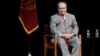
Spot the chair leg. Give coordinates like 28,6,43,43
54,47,57,56
44,47,47,56
54,35,58,56
54,46,57,56
80,45,82,56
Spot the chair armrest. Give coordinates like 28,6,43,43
78,34,82,42
43,35,58,46
78,34,82,56
43,35,54,46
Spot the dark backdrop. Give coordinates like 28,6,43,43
1,0,99,56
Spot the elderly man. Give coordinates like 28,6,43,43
50,1,81,56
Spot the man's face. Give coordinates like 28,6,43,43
58,3,67,15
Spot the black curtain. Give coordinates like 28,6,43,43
1,0,99,56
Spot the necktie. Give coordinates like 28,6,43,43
62,16,66,23
62,15,64,19
62,16,66,33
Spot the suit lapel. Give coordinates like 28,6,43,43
59,15,64,23
65,13,69,29
57,13,69,31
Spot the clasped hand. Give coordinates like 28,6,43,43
61,33,73,40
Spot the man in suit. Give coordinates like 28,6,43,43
50,1,81,56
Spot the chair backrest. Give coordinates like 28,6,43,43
44,24,52,43
44,24,50,35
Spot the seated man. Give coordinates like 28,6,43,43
50,1,81,56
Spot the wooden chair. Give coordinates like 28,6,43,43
43,24,82,56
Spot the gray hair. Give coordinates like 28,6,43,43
57,1,67,7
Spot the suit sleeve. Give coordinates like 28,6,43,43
72,15,79,36
50,16,61,36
